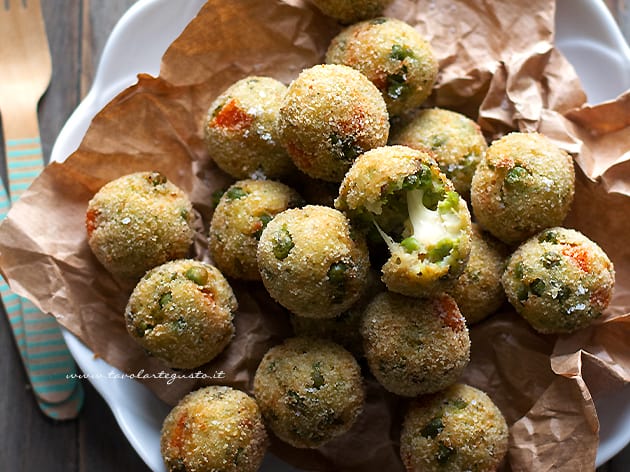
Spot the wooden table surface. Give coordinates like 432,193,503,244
0,1,628,471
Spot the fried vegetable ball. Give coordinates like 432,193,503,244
204,76,295,179
125,259,237,369
471,132,575,245
448,224,508,324
391,108,487,198
161,386,268,472
326,18,438,116
253,337,365,448
278,64,389,182
336,145,472,297
502,227,615,334
361,292,470,397
400,383,508,472
257,205,370,318
86,171,194,280
290,270,384,357
309,0,393,24
209,179,303,280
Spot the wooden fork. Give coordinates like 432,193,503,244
0,0,82,415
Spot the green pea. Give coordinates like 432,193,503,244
328,262,348,285
428,239,454,262
505,166,529,186
430,134,447,149
401,236,421,253
272,225,294,260
185,266,209,285
158,291,172,308
437,191,460,213
421,417,444,438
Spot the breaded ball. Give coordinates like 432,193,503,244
448,224,508,324
208,179,303,280
471,132,575,245
361,292,470,397
400,383,508,472
290,270,384,357
336,145,472,297
502,227,615,334
257,205,370,318
161,386,268,472
326,18,438,116
278,64,389,182
310,0,393,24
204,76,294,179
253,337,364,448
391,108,487,198
86,171,194,280
125,259,237,369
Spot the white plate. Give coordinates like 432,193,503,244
51,1,630,471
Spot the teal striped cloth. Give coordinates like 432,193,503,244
2,137,83,419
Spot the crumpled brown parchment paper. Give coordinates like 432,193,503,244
0,1,629,470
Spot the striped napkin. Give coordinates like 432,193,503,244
2,137,83,419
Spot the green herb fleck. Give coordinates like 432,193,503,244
146,172,167,186
529,278,546,297
451,398,468,409
330,133,363,162
211,189,225,208
311,362,325,389
226,186,247,200
436,443,455,464
173,316,187,333
421,417,444,438
370,17,388,25
390,44,416,62
539,230,559,244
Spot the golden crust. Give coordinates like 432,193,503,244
471,132,575,245
326,17,438,116
278,64,389,182
361,292,470,396
86,171,194,281
253,337,365,448
502,227,615,333
208,179,303,280
400,383,508,472
257,205,370,318
125,259,237,369
160,386,268,472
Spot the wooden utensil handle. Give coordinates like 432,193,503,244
0,99,45,201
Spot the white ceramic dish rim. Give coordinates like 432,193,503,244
49,1,630,471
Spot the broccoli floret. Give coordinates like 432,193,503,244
336,146,472,297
